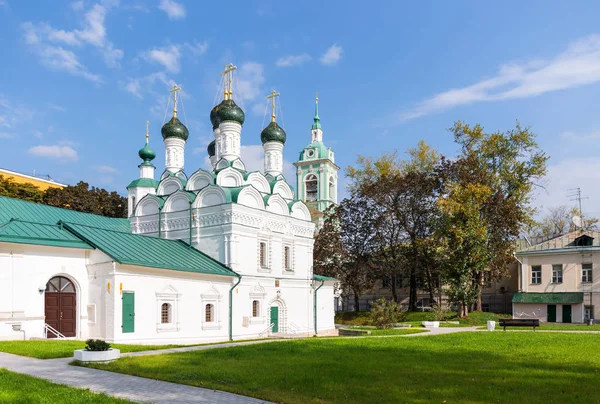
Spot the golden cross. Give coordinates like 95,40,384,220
169,84,181,117
220,63,237,99
145,120,149,143
267,90,280,122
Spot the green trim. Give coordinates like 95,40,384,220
127,178,159,189
513,292,584,304
314,274,337,282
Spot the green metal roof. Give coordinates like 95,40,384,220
126,178,159,189
314,274,337,282
512,292,584,304
0,219,92,249
0,196,131,232
62,222,237,277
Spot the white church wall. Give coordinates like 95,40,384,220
109,265,233,344
316,283,336,335
0,243,90,341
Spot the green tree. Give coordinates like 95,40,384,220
529,205,598,238
440,122,548,314
0,175,45,203
44,181,127,218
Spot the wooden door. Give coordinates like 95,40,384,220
270,306,279,333
44,276,77,338
547,304,556,323
562,305,572,323
122,292,135,333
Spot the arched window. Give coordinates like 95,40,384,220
329,177,335,202
205,304,214,322
284,246,291,270
131,196,136,213
252,300,260,317
161,303,171,324
305,174,318,202
259,242,267,267
45,276,75,292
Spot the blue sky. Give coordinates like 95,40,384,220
2,1,600,217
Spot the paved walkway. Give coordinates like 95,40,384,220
0,351,271,403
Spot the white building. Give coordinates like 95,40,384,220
0,68,337,344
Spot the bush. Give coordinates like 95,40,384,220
369,298,401,329
85,339,111,351
431,304,450,321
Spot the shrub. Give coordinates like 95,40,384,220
85,339,111,351
369,298,400,329
431,304,450,321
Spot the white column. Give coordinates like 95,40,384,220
164,138,185,172
139,165,155,179
213,127,221,163
264,141,284,176
219,122,242,161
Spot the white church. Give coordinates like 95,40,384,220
0,65,339,344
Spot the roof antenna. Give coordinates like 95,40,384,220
568,187,589,231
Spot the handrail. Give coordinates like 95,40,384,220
289,322,301,334
259,323,275,338
44,323,66,339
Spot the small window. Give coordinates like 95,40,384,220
260,242,267,267
552,264,563,284
205,304,214,323
531,266,542,285
583,264,593,283
381,278,389,288
45,276,75,293
585,305,594,321
284,246,291,270
252,300,260,317
161,303,171,324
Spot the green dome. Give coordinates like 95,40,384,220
299,141,330,160
207,140,216,157
161,116,189,141
216,99,245,125
261,121,286,144
138,143,156,162
210,105,220,129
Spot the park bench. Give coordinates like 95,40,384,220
499,318,540,331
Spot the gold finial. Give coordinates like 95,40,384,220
169,84,181,118
145,120,149,144
267,90,280,122
220,63,237,100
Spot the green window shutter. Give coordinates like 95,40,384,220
122,292,135,333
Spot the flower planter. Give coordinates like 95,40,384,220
487,320,496,331
421,321,440,328
74,348,120,363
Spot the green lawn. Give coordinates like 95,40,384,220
351,327,428,336
488,323,600,331
81,332,600,403
336,310,511,327
0,340,197,359
0,369,127,403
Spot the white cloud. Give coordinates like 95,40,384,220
320,44,342,66
94,164,118,174
252,101,268,117
28,145,79,161
21,1,123,81
400,34,600,122
560,130,600,142
236,62,265,101
185,40,208,56
124,72,170,99
0,132,15,139
276,53,311,67
159,0,185,20
532,157,600,219
143,45,181,73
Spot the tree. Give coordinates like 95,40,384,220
44,181,127,218
529,205,598,238
0,175,45,203
439,122,548,315
314,197,381,312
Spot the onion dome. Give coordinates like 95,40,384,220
261,121,286,144
210,105,220,129
161,116,189,141
138,143,156,162
216,99,245,126
207,140,216,157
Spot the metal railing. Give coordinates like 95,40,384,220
259,323,275,338
288,322,301,334
43,323,66,339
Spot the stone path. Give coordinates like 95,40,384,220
0,351,271,404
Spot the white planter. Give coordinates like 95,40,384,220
422,321,440,328
74,348,120,363
487,320,496,331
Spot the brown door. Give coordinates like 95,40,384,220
44,276,77,338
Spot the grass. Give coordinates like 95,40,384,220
351,327,428,336
335,310,511,327
0,369,127,403
81,332,600,404
487,323,600,331
0,340,196,359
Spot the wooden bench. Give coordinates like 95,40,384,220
499,318,540,331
